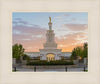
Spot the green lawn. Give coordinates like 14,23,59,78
82,70,88,72
12,70,18,72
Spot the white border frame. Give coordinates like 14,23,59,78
0,0,100,84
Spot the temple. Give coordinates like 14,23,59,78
25,17,71,61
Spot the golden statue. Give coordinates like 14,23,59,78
49,17,51,22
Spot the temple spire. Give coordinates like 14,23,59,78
44,17,57,49
48,17,52,30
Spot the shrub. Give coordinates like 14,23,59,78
26,60,73,65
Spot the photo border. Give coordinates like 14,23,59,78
0,0,100,84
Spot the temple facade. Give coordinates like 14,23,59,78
25,17,71,61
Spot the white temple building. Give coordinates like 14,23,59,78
25,17,71,61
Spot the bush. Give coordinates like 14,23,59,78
26,60,73,65
23,54,30,60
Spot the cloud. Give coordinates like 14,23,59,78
13,21,18,24
71,18,77,21
13,18,47,52
14,18,22,20
13,18,33,26
18,20,29,25
13,25,46,35
63,24,88,31
55,19,66,22
55,24,88,40
13,32,46,52
13,17,88,52
54,14,70,19
13,25,46,43
54,16,63,19
63,14,70,17
55,32,88,52
22,39,31,41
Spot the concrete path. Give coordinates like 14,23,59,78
13,67,88,72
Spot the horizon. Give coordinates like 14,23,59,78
12,12,88,52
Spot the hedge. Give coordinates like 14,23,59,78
26,60,73,65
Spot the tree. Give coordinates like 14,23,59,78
71,48,77,60
71,43,88,60
75,46,83,57
23,54,30,60
83,43,88,58
12,44,25,60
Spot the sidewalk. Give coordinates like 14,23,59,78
13,67,88,72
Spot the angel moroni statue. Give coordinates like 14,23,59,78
48,17,52,30
49,17,51,22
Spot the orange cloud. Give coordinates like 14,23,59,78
55,32,88,52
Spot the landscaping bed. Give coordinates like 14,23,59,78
26,60,73,66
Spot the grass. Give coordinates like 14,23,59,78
12,70,18,72
82,70,88,72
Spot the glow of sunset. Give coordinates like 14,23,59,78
13,12,88,52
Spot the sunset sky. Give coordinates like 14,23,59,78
12,12,88,52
